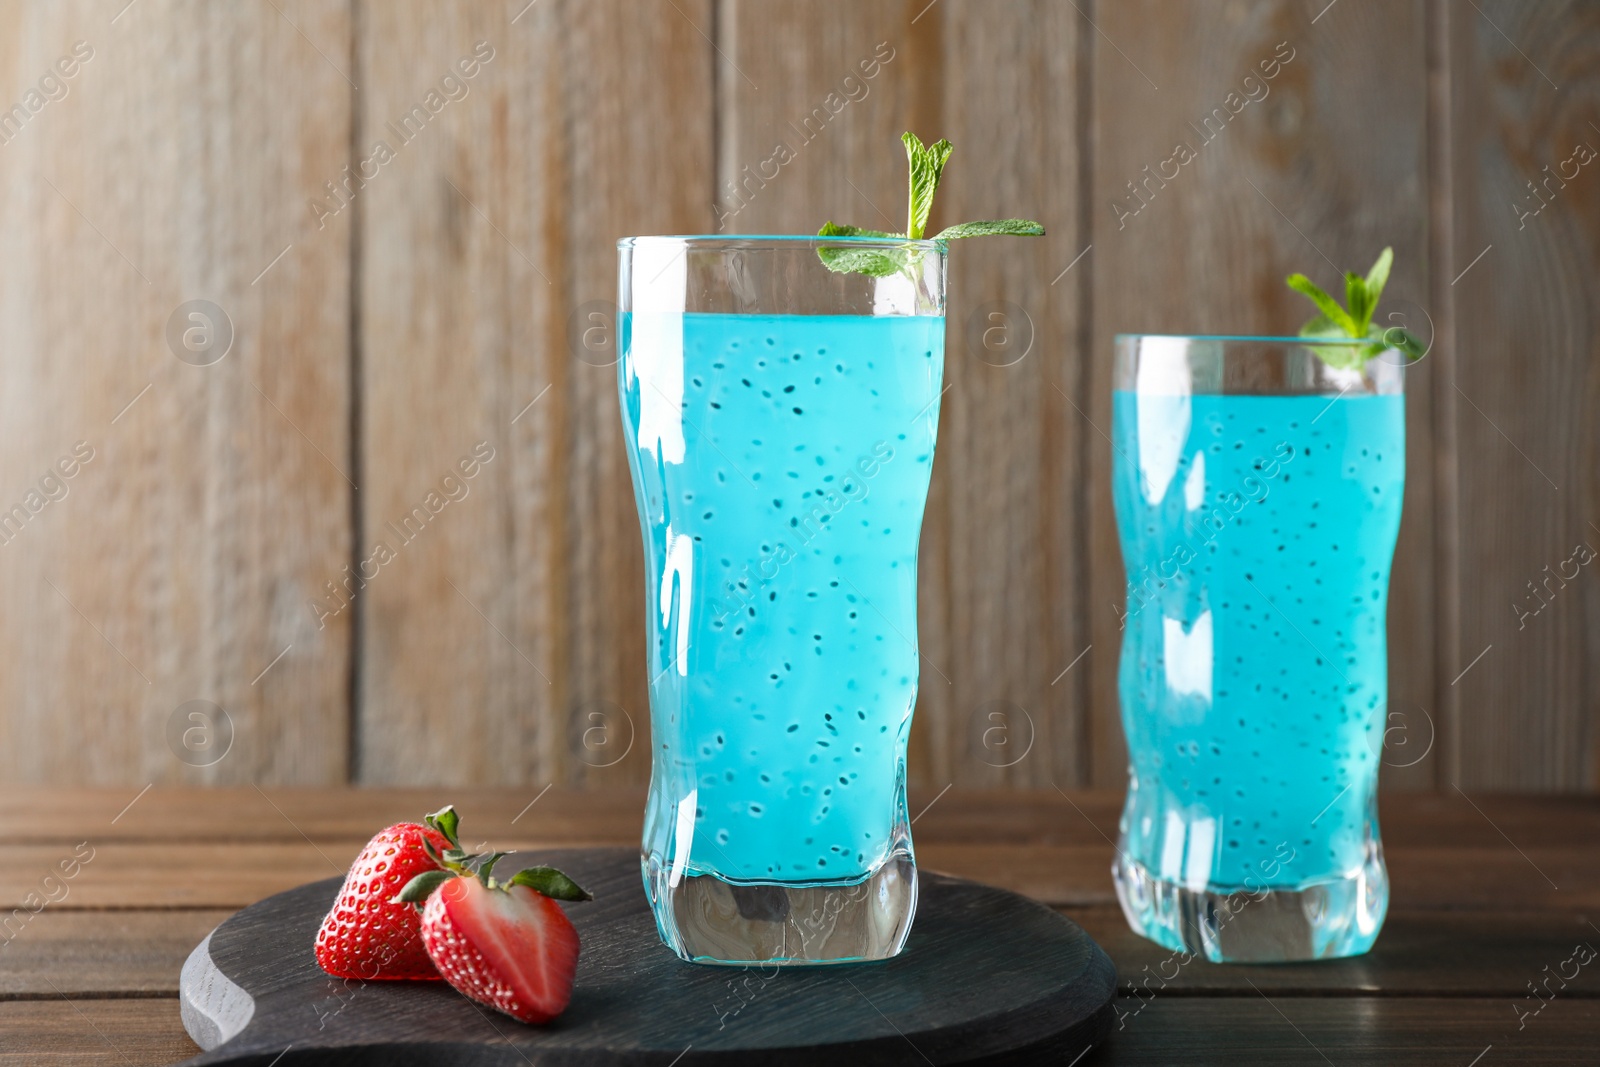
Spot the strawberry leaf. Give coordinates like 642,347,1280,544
509,866,594,902
473,852,508,886
424,806,461,848
393,869,454,905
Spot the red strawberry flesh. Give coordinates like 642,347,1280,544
315,822,452,980
421,875,581,1024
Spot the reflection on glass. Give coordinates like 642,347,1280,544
619,237,946,965
1111,334,1404,962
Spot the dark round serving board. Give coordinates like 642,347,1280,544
177,848,1115,1066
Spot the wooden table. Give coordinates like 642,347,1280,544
8,788,1598,1065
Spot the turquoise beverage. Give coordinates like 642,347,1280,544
618,237,947,965
624,311,942,880
1110,335,1404,962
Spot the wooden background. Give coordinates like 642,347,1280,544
0,0,1594,793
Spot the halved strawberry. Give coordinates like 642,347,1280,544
399,857,591,1024
314,807,458,980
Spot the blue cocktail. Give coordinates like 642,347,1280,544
1110,335,1404,961
619,237,945,964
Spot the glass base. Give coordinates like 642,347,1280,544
642,850,918,966
1111,838,1388,962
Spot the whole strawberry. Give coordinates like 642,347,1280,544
314,806,459,980
398,855,591,1024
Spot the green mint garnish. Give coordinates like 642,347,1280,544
815,222,906,277
927,219,1050,239
818,132,1044,276
904,133,952,239
1286,247,1426,369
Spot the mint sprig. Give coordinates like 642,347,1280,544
930,219,1048,239
818,132,1044,276
905,134,952,239
1287,247,1426,369
815,222,904,277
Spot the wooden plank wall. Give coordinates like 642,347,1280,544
352,1,711,787
0,0,1593,792
0,0,353,786
1445,0,1600,789
1083,1,1438,790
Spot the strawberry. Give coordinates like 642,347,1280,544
398,855,592,1024
314,806,459,981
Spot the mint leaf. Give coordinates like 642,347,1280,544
1297,316,1367,371
1299,312,1340,336
1345,272,1376,333
1287,273,1358,335
816,134,1043,276
818,222,897,239
816,222,913,277
509,866,594,902
1287,247,1419,368
903,132,953,239
816,248,908,276
1363,246,1393,305
1300,338,1369,371
932,219,1046,240
1376,323,1427,362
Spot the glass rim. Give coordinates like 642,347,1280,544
619,234,945,252
1116,332,1374,348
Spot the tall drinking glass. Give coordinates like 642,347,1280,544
1110,335,1404,961
618,236,946,965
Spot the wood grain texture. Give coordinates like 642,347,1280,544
8,788,1598,910
0,840,1119,909
1446,0,1600,789
0,1000,197,1065
0,0,353,785
1085,0,1438,790
719,0,1087,788
8,907,1597,1001
1074,906,1600,998
0,0,1591,794
0,910,228,996
175,857,1114,1065
354,0,714,787
1098,996,1599,1066
17,782,1600,846
20,836,1599,911
5,789,1599,1065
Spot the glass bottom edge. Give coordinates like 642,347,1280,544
642,850,918,966
1111,844,1388,963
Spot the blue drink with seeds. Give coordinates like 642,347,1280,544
619,235,947,965
1110,334,1404,962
